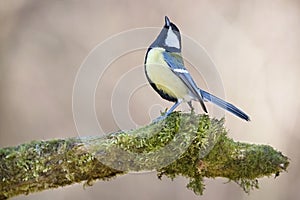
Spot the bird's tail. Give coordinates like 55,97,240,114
199,89,250,121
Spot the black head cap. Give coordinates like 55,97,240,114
150,16,181,52
164,16,180,33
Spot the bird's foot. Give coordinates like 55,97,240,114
152,114,168,123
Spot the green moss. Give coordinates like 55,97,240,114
0,139,123,199
157,114,226,195
157,114,289,195
0,112,289,199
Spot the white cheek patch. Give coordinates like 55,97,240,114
165,28,180,49
173,68,188,73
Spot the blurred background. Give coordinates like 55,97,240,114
1,0,300,199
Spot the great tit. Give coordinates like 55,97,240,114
144,16,250,121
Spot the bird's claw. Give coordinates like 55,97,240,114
152,115,167,123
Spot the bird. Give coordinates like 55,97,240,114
144,16,250,122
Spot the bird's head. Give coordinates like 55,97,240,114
150,16,181,52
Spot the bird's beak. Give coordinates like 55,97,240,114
165,16,170,27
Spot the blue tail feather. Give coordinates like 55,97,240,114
199,89,250,121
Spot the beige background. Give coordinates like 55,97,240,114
1,1,300,199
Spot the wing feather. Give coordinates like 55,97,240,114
163,51,207,113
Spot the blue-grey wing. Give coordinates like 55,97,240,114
163,51,207,113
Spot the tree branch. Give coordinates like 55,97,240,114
0,113,289,199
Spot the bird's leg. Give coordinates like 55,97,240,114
153,99,182,122
187,101,195,113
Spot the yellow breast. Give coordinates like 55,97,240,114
145,48,190,100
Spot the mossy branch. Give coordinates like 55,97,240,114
0,113,289,199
